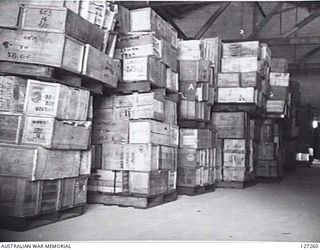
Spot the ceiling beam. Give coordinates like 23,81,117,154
118,1,207,8
194,2,231,39
255,2,267,18
224,36,320,46
282,9,320,37
176,3,211,19
247,2,282,39
297,45,320,63
289,63,320,74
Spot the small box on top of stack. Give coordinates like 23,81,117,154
89,7,179,209
0,76,92,220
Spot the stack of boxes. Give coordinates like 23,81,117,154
89,7,179,202
0,77,92,217
212,41,271,184
0,1,119,218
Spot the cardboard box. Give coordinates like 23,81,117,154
129,120,179,147
179,60,211,82
129,171,168,195
88,170,129,194
217,87,257,103
122,56,162,85
212,112,248,139
222,41,261,58
0,76,27,113
0,113,23,144
101,143,177,171
0,28,84,73
269,73,290,87
221,57,260,73
178,148,214,168
0,144,89,180
21,116,91,149
24,80,90,120
82,44,119,88
20,5,103,50
179,129,212,149
115,32,161,59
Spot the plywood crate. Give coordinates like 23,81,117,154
122,56,162,85
100,143,177,171
179,82,210,102
24,80,90,120
21,116,91,149
0,76,27,113
0,176,40,217
222,41,261,58
178,148,214,168
270,58,288,73
129,120,179,147
221,57,260,73
217,87,258,104
95,92,166,121
0,113,23,144
129,170,169,196
179,129,212,149
179,59,211,82
258,142,278,160
269,73,290,87
212,112,249,139
0,28,84,74
82,44,119,88
179,100,211,121
88,170,129,194
0,144,90,180
223,167,247,182
20,5,104,50
115,32,161,60
130,7,177,46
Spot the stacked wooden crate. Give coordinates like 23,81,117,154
88,7,179,209
176,39,220,195
0,0,120,228
213,41,271,187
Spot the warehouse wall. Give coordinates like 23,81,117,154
174,1,320,108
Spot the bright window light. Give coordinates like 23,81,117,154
312,121,318,128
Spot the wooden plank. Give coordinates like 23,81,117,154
247,2,282,39
282,9,320,38
195,2,231,39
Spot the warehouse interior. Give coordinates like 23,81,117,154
0,0,320,243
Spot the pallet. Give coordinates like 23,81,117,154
212,104,264,118
0,205,86,232
0,61,106,95
178,120,212,129
255,176,283,183
177,184,215,196
88,191,177,209
216,180,256,189
112,81,179,95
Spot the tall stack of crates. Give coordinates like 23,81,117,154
176,38,221,194
89,7,180,208
213,41,271,185
0,0,120,227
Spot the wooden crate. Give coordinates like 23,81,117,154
223,167,247,182
39,179,60,214
129,171,169,196
82,44,119,88
270,58,287,73
217,87,258,104
177,167,210,187
255,160,279,178
179,60,211,82
178,148,214,168
0,176,40,217
222,41,261,58
0,144,87,180
122,56,162,86
179,100,211,121
161,40,178,71
223,152,248,168
165,68,179,92
21,116,91,149
179,129,212,149
269,73,290,87
129,120,179,147
258,142,277,160
218,72,260,88
179,82,210,102
20,5,104,50
101,143,177,171
0,28,84,74
0,113,23,144
221,57,260,73
24,80,90,120
0,76,27,113
164,99,177,125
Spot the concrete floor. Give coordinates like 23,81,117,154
1,167,320,242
